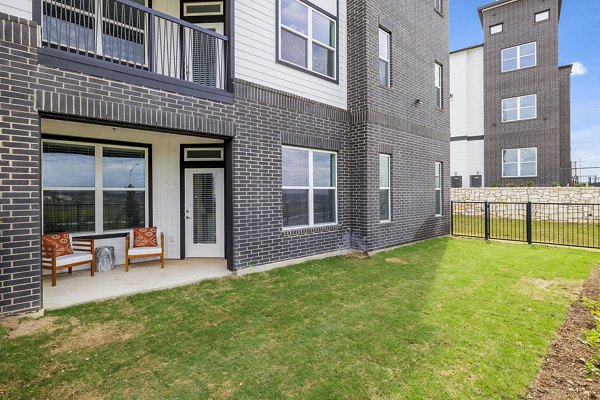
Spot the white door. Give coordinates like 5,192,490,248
184,168,224,258
191,23,225,89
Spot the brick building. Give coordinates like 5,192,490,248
449,0,571,188
0,0,450,316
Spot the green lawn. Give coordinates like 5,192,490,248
453,214,600,248
1,238,599,399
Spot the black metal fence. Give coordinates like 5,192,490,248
451,201,600,249
561,167,600,187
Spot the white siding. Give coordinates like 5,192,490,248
450,45,485,186
152,0,180,18
450,46,484,138
0,0,32,19
450,140,485,187
41,119,223,271
235,0,347,109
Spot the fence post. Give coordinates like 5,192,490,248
526,202,532,244
450,201,454,236
484,201,490,240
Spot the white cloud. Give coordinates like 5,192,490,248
571,61,588,77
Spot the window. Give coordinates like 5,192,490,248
435,162,443,216
379,28,391,87
379,154,391,222
502,148,537,178
282,146,337,228
490,23,503,35
434,0,442,13
535,10,550,22
502,94,537,122
42,140,148,234
278,0,337,79
501,42,537,72
435,62,443,109
184,1,224,16
184,148,224,161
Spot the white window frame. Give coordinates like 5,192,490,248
502,148,538,178
501,42,537,72
379,28,391,87
434,0,442,13
282,146,338,229
435,62,443,109
42,139,149,235
278,0,337,80
535,10,550,22
435,162,443,216
379,154,391,223
502,94,537,122
490,23,503,35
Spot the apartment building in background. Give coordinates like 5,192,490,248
450,0,571,187
0,0,450,316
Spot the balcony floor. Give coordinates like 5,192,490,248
43,258,231,311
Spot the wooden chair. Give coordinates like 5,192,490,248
42,236,95,287
125,229,164,272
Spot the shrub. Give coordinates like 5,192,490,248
582,294,600,377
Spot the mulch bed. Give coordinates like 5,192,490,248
527,266,600,400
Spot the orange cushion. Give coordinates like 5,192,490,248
133,227,158,248
42,232,73,257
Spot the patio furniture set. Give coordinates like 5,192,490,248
41,227,165,286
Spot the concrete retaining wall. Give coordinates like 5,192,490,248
451,188,600,223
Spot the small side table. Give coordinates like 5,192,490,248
95,246,115,272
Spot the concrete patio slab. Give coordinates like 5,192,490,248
43,258,231,310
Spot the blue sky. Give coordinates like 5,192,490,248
450,0,600,168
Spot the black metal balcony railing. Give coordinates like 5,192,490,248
41,0,228,90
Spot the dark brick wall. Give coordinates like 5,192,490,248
482,0,566,187
559,65,572,185
0,0,452,314
0,15,41,317
231,81,351,269
346,0,451,252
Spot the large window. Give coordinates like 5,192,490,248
501,42,537,72
42,140,148,234
379,154,391,222
379,28,390,87
435,62,443,109
282,146,337,228
502,94,537,122
502,148,537,178
278,0,337,79
435,162,443,216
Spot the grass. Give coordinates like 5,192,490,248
1,237,599,399
453,214,600,247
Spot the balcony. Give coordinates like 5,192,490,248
37,0,232,102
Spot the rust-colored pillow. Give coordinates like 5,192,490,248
42,232,73,257
133,227,158,248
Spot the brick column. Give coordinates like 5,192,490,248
0,14,42,316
